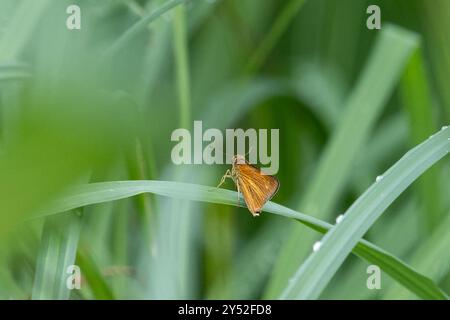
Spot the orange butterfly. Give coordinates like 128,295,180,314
217,154,280,217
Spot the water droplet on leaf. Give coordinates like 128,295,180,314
313,241,322,252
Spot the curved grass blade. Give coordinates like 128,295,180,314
266,24,420,298
280,126,450,300
384,211,450,299
106,0,194,58
37,160,448,300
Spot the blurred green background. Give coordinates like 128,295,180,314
0,0,449,299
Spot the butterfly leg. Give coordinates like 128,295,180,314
236,181,241,205
217,169,232,188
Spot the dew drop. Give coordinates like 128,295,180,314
336,214,345,224
376,175,383,182
441,125,448,130
312,241,322,252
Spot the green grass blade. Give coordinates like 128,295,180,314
144,2,195,299
400,49,442,233
353,114,408,192
36,129,449,301
266,24,420,298
422,0,450,117
245,0,307,74
384,212,450,299
76,249,115,300
353,236,446,300
202,78,290,128
207,219,289,299
37,178,447,299
31,211,82,300
172,3,191,129
106,0,193,58
280,126,450,300
0,0,51,61
299,217,447,300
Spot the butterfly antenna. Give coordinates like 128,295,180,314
244,146,254,159
206,144,233,163
206,144,255,162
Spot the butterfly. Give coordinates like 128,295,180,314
217,154,280,217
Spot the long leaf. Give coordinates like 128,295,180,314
36,134,450,301
31,211,82,300
266,23,420,298
400,48,443,233
384,212,450,299
76,248,115,300
280,127,450,299
106,0,194,58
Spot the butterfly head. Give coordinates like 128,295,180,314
232,154,246,165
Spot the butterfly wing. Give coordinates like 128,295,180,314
234,163,279,216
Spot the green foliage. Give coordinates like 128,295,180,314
0,0,449,300
32,212,82,300
36,172,449,299
280,126,449,299
266,24,419,298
